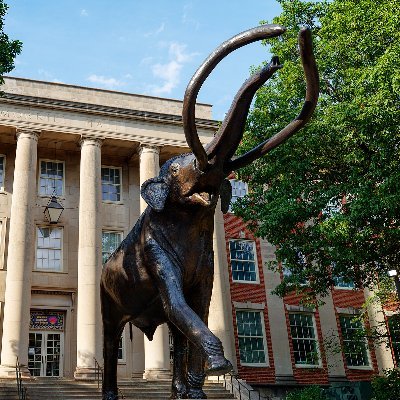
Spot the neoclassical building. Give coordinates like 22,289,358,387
0,77,398,398
0,76,235,380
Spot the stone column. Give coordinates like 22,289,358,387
74,137,103,380
364,287,395,371
208,204,237,371
139,144,171,380
0,129,40,378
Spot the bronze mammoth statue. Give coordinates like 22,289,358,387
101,24,318,400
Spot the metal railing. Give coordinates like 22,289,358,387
218,373,271,400
15,358,28,400
94,358,124,399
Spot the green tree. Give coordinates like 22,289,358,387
234,0,400,300
0,0,22,85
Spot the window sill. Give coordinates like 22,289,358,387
232,280,261,285
295,364,322,369
240,363,269,368
347,365,372,370
102,200,124,205
333,286,356,290
33,269,68,274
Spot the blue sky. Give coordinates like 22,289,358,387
4,1,283,120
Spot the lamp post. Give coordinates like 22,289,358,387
388,269,400,299
44,195,64,224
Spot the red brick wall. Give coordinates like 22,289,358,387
224,213,275,384
224,213,379,385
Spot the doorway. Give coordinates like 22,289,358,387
28,310,65,377
28,331,64,377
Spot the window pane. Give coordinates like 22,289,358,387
39,160,64,196
339,315,369,367
228,179,248,212
289,313,319,365
102,231,123,264
388,315,400,366
236,310,266,365
0,155,4,188
102,167,121,202
229,240,257,282
36,227,63,271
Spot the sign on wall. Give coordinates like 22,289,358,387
30,310,65,331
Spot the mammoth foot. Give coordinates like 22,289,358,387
170,382,188,399
204,355,233,376
102,391,118,400
187,388,207,399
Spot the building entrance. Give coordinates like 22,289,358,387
28,310,65,377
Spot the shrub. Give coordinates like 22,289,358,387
286,385,327,400
372,369,400,400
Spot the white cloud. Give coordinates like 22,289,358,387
87,74,124,89
182,3,200,30
80,9,88,17
144,23,165,38
148,42,198,96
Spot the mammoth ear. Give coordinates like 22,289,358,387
220,179,232,214
141,178,169,212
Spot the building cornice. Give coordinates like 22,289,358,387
0,91,219,131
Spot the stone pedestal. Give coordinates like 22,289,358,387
0,129,40,378
74,137,103,380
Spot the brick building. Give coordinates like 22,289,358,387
0,76,398,398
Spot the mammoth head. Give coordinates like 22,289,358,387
141,153,233,213
142,25,319,213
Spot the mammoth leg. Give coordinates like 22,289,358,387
146,240,232,375
169,323,188,399
101,286,125,400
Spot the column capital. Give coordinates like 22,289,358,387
15,128,41,142
79,136,103,148
138,143,160,157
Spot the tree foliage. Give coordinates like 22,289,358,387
0,0,22,85
234,0,400,299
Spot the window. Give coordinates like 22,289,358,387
339,315,370,367
333,275,355,289
0,217,6,269
36,227,63,272
229,239,258,282
236,310,267,365
387,315,400,366
228,179,248,212
102,231,123,264
39,160,64,196
0,155,5,189
289,313,320,366
102,167,121,202
118,331,125,362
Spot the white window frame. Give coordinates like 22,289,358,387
228,179,248,213
235,309,269,367
118,329,126,363
0,217,7,269
101,166,122,203
0,154,6,191
339,314,371,369
38,159,65,197
35,226,64,273
229,239,259,284
102,230,123,265
288,312,321,368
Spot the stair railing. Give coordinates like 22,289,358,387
218,373,271,400
94,358,125,399
94,357,104,390
15,357,28,400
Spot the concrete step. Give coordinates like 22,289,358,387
15,378,235,400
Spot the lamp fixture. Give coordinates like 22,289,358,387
44,194,64,224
